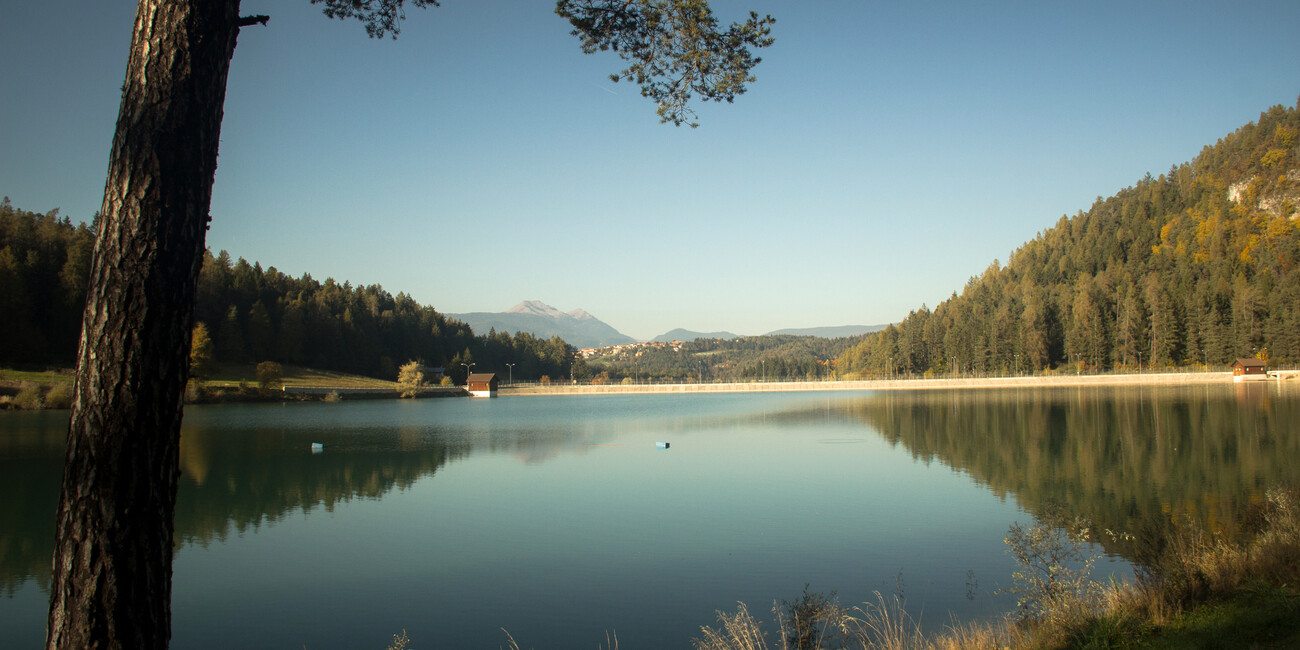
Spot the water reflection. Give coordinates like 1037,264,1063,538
842,383,1300,557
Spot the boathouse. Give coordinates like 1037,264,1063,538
1230,358,1268,381
466,372,499,397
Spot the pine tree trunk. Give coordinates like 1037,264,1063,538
45,1,243,648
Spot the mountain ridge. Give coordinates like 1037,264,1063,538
449,301,636,349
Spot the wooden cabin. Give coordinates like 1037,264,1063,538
466,372,499,397
1230,358,1268,382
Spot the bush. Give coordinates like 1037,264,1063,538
13,383,43,410
43,384,72,409
255,361,283,390
779,585,843,650
323,390,342,403
397,360,424,398
1002,509,1109,624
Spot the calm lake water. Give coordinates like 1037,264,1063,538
3,383,1298,648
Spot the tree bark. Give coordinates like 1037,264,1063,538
45,1,243,648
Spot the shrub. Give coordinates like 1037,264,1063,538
183,379,204,403
778,585,843,650
1002,510,1107,624
323,390,342,403
43,384,73,409
255,361,283,390
13,383,43,410
439,376,453,387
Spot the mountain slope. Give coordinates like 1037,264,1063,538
652,328,741,342
838,99,1300,376
449,301,635,349
765,324,888,338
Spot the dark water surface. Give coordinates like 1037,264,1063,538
2,383,1297,648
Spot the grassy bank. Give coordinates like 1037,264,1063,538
691,488,1300,650
1,363,405,410
199,362,398,389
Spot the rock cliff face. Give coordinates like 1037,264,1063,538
1228,169,1300,219
449,301,636,349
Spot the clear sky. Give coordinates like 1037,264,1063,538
3,1,1299,341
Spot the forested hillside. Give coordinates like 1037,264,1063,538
0,201,573,382
583,334,859,383
839,99,1300,377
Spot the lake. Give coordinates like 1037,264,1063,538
3,382,1298,648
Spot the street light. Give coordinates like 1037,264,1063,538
461,362,475,384
505,363,515,385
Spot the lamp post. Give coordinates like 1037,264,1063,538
461,362,474,385
505,363,515,386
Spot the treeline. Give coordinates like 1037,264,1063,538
0,200,575,381
583,334,861,383
839,100,1300,377
0,199,93,364
191,250,574,381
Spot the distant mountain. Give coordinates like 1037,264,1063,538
449,301,635,349
764,324,888,338
651,328,741,343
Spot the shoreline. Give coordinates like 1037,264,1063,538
10,370,1295,410
501,370,1299,396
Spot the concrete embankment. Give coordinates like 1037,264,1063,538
504,371,1240,396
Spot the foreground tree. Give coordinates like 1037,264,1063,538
46,2,773,649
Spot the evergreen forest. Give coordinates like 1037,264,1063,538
580,334,858,383
838,99,1300,377
0,200,573,383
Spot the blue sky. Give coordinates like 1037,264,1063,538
3,1,1299,341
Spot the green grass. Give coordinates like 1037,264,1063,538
0,368,74,385
1135,587,1300,649
4,364,397,389
199,363,397,389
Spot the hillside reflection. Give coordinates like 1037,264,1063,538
844,383,1300,556
172,426,472,548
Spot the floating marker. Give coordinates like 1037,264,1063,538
655,441,670,449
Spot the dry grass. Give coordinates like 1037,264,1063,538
0,381,61,410
694,603,774,650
